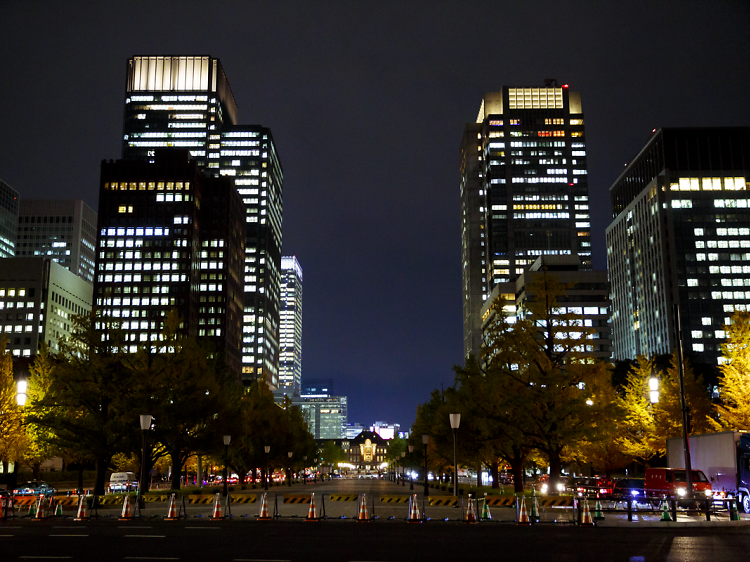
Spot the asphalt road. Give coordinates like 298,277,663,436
3,479,750,561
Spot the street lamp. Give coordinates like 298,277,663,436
139,415,152,509
422,434,429,498
288,452,293,487
408,445,414,490
401,451,406,486
16,376,27,406
649,375,660,404
450,413,461,497
264,445,270,491
223,435,231,498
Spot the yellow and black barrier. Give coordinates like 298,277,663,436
230,495,257,504
328,494,358,501
539,497,573,507
379,495,410,503
283,494,312,504
428,497,459,506
483,496,516,507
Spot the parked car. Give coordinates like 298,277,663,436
613,478,646,499
644,467,712,499
566,476,613,497
13,481,56,497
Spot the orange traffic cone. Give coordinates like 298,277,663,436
305,493,319,522
517,496,531,525
210,493,224,521
164,494,180,521
580,499,595,526
119,495,134,521
74,496,89,521
465,496,478,524
258,492,271,521
0,495,6,520
356,493,369,522
33,495,47,521
407,494,421,523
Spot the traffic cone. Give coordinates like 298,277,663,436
164,494,180,521
580,499,595,526
730,498,740,521
210,493,224,521
517,496,530,525
481,496,491,521
305,493,319,522
258,492,271,521
54,502,63,517
33,495,46,521
465,496,478,524
660,499,671,522
0,496,5,520
530,492,539,523
28,500,36,517
407,494,421,523
74,496,89,521
119,495,134,520
356,493,369,522
593,497,605,521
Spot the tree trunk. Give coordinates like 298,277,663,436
476,463,482,487
170,453,182,490
32,461,40,480
94,459,107,495
548,448,563,493
491,460,500,489
509,447,527,494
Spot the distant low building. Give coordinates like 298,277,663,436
344,430,388,473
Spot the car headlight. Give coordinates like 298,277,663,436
677,488,686,497
557,483,565,491
631,490,639,497
705,489,712,497
540,484,548,494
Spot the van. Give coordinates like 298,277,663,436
110,472,139,493
644,468,712,499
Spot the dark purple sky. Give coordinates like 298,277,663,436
2,2,749,429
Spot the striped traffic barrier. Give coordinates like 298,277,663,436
380,495,410,503
328,494,358,502
428,497,458,506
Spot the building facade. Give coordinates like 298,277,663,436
606,127,750,365
462,82,591,361
94,150,245,375
16,199,97,282
0,258,92,357
344,430,388,474
0,180,19,258
278,256,303,395
121,55,283,388
293,395,348,439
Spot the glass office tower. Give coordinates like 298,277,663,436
0,180,19,258
461,83,591,361
121,56,283,388
278,256,303,395
606,127,750,366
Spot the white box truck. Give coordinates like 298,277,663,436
666,431,750,512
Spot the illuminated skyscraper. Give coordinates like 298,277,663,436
0,180,19,258
16,199,97,282
121,56,283,388
461,82,591,360
606,127,750,365
278,256,303,395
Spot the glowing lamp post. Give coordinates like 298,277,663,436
408,445,414,490
288,452,293,487
450,413,461,497
649,376,660,404
264,445,270,491
16,377,27,406
223,435,231,498
139,415,152,509
422,434,429,498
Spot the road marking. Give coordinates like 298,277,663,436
0,534,14,537
124,535,165,538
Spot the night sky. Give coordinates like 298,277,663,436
2,2,749,430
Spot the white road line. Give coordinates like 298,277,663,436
0,534,15,537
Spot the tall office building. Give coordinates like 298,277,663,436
121,55,283,388
606,128,750,366
278,256,303,395
16,199,97,282
0,180,19,258
461,83,591,360
0,257,92,357
95,150,245,375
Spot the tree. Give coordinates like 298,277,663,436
479,271,612,490
0,334,25,481
616,355,661,464
711,311,750,431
